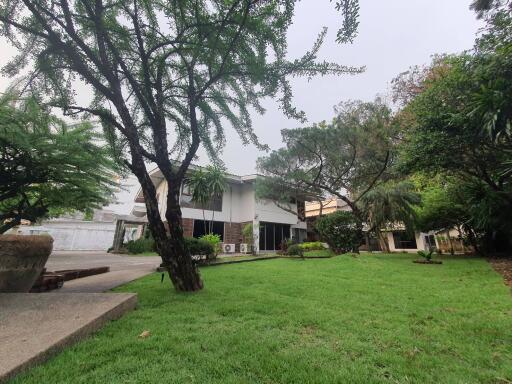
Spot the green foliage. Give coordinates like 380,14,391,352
314,211,363,254
358,181,420,234
242,223,254,244
185,237,215,261
199,233,222,256
413,175,467,232
395,14,512,251
0,0,362,166
286,244,304,257
126,238,156,254
0,94,117,233
298,242,326,251
257,99,396,219
417,249,434,261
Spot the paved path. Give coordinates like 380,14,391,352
0,293,137,382
46,251,161,293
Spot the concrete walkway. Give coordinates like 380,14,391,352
0,252,158,382
47,251,160,293
0,292,137,383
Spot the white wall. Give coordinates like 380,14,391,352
155,178,304,226
255,198,301,225
15,222,115,251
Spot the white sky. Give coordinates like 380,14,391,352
0,0,483,214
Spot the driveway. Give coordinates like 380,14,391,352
46,251,161,293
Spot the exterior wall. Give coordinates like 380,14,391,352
255,198,301,225
305,199,350,217
182,218,194,238
14,221,115,251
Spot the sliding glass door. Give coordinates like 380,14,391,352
259,222,291,251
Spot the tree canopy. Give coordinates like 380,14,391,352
257,99,396,219
0,94,117,233
395,8,512,252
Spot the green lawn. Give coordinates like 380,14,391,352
303,249,335,257
11,254,512,384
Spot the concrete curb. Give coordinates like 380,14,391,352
0,293,137,383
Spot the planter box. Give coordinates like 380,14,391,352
0,235,53,292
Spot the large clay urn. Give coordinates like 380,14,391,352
0,235,53,292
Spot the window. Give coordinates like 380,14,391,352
180,192,223,212
392,231,417,249
259,222,291,251
181,182,191,196
193,220,224,240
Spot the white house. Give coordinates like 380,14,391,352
132,166,309,253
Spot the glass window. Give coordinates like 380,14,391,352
193,220,224,241
392,231,417,249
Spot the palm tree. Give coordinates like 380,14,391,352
358,181,421,252
188,166,226,235
187,169,210,234
205,165,227,233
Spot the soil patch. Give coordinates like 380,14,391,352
489,258,512,287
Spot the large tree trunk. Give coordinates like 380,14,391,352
133,160,203,292
162,184,203,292
377,230,390,253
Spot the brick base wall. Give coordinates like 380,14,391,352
224,222,242,246
182,218,194,237
163,218,194,238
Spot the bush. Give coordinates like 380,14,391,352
199,233,222,256
314,211,363,254
185,237,215,261
286,244,304,257
418,249,434,261
298,241,326,251
125,237,155,254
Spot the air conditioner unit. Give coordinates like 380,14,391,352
222,243,236,253
240,243,252,254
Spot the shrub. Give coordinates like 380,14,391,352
199,233,222,256
286,244,304,257
125,237,155,254
298,241,326,251
185,237,215,261
242,223,254,244
418,249,434,261
314,211,363,254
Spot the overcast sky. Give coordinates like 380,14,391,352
0,0,483,213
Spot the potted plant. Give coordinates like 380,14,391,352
0,234,54,292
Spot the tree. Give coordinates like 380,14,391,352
357,181,420,253
257,99,396,221
0,0,362,291
0,93,117,233
395,21,512,252
314,211,363,254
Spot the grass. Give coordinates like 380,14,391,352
302,249,335,257
10,253,512,384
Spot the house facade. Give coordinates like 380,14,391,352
133,167,308,253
